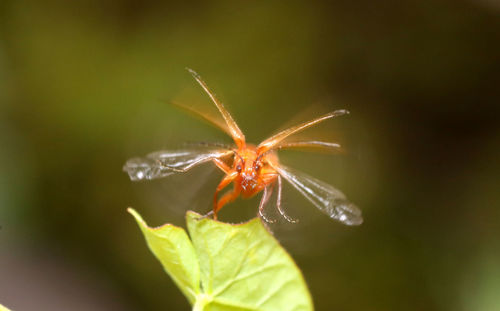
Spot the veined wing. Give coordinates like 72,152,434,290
123,149,233,181
257,110,348,154
271,163,363,226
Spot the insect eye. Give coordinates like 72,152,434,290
236,164,242,172
254,163,261,171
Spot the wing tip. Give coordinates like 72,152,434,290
331,109,350,116
334,202,363,226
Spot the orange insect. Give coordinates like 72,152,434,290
123,69,362,225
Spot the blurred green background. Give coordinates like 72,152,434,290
1,0,499,310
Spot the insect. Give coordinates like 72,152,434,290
123,69,363,225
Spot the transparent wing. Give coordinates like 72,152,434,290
271,163,363,226
123,148,233,181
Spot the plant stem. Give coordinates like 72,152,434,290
192,295,208,311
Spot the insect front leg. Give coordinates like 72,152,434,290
214,187,241,220
212,171,239,220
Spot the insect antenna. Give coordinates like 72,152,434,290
255,151,271,163
234,151,244,164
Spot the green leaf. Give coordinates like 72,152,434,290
129,208,313,311
129,208,200,304
0,304,12,311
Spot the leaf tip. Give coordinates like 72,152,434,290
127,207,149,228
186,210,214,226
186,210,202,219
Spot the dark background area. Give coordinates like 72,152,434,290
1,1,499,310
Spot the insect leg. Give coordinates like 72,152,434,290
276,175,299,223
213,171,239,219
214,186,241,220
258,185,276,224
